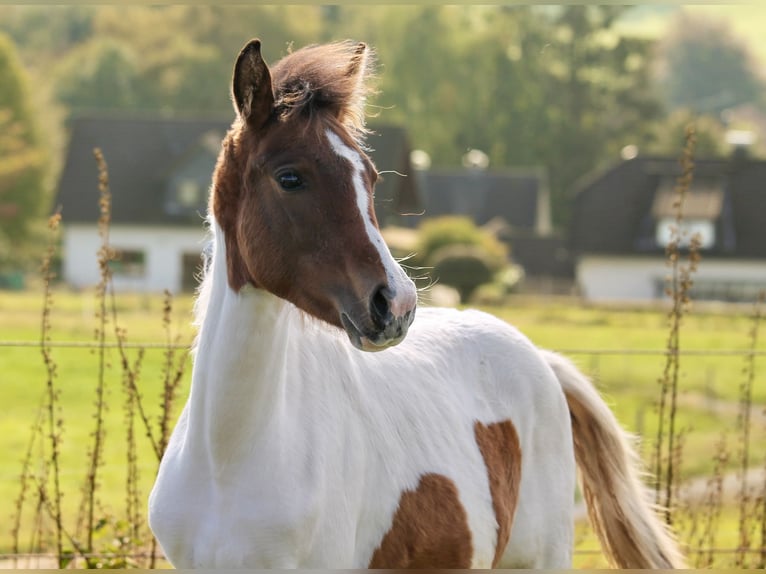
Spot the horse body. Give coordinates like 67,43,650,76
149,222,575,568
149,38,685,568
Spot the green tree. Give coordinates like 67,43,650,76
646,109,729,158
371,6,662,226
535,6,662,224
54,38,142,110
0,32,47,270
50,6,320,114
656,11,764,115
375,7,469,164
0,5,95,57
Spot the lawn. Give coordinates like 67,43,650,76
1,288,764,563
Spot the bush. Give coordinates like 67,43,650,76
430,244,496,302
469,265,526,306
415,216,507,270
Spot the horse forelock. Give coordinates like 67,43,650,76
270,40,376,147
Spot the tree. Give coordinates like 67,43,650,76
54,38,142,110
656,11,764,116
51,6,321,114
534,6,663,224
646,109,729,158
374,7,470,165
0,32,47,270
369,6,662,225
1,6,666,233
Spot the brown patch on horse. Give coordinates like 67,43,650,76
474,420,522,567
368,473,473,568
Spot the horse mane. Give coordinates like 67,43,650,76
270,40,377,146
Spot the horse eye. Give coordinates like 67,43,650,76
276,169,305,192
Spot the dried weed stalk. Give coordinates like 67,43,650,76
652,123,701,525
736,291,764,567
78,147,114,551
40,212,65,566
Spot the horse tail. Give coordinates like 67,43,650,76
541,350,686,569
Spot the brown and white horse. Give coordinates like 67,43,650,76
148,39,685,569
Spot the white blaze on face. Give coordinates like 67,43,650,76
326,129,417,317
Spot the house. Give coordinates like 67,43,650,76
569,148,766,302
54,113,420,293
413,165,552,235
410,162,574,288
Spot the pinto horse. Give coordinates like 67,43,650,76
148,39,685,569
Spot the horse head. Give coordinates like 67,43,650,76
210,39,417,351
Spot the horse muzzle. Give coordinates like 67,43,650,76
340,285,417,352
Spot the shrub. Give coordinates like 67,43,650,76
430,244,496,302
469,265,526,306
415,216,507,270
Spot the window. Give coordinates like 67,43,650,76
651,178,722,250
655,218,715,249
109,249,146,278
177,179,202,208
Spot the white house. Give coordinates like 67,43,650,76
55,114,420,293
55,114,230,293
569,149,766,303
62,224,208,293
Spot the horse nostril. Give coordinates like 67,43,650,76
370,285,391,330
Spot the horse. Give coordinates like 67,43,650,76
148,38,685,569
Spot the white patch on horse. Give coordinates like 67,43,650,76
325,129,415,315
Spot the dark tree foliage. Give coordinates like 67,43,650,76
657,11,763,116
375,6,662,225
1,5,670,234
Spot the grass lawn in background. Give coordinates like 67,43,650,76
1,289,764,561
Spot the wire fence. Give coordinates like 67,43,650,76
3,337,765,568
4,338,766,355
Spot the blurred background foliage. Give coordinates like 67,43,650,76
0,4,764,268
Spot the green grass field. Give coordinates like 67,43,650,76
1,288,764,563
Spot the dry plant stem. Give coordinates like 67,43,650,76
737,290,764,568
40,213,65,567
653,124,698,525
691,434,728,568
10,399,45,569
31,476,90,562
123,348,146,565
83,147,112,552
158,290,176,457
110,289,162,460
663,126,698,524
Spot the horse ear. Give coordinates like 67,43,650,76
232,39,274,128
347,42,369,85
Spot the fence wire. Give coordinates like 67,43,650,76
3,338,766,356
2,337,765,568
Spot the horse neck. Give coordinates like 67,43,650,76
186,220,294,465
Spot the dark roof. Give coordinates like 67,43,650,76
55,113,230,226
54,113,420,227
569,154,766,259
413,168,546,230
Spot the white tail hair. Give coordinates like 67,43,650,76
542,350,686,569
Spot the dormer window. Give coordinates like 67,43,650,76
651,178,722,250
177,179,202,208
655,218,715,249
